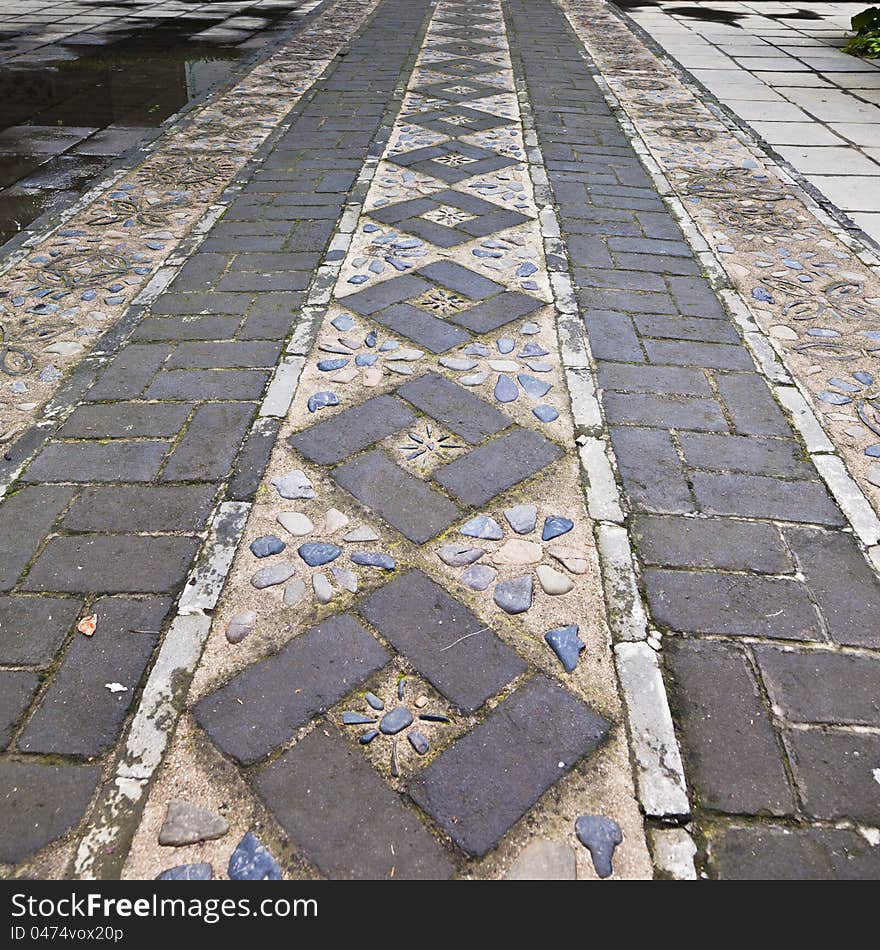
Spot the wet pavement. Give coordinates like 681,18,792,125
0,0,879,882
0,1,318,243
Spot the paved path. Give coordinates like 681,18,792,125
622,1,880,244
1,0,879,881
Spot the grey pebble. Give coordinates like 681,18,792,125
494,575,533,614
437,544,484,567
298,542,342,566
408,731,429,755
461,563,497,590
251,561,297,589
350,551,395,570
459,514,503,540
575,816,623,879
380,707,413,734
504,504,538,535
250,535,286,558
544,624,585,673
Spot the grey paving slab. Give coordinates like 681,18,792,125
253,727,455,879
396,372,511,444
358,569,526,713
194,614,390,765
409,676,610,856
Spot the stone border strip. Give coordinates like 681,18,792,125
71,0,436,880
504,8,693,876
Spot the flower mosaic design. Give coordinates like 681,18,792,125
398,423,466,466
341,677,451,776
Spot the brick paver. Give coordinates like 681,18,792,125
1,0,878,883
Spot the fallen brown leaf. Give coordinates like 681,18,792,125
77,614,97,637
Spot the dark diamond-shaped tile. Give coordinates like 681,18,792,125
434,427,564,507
420,57,500,77
193,614,389,765
408,676,610,856
339,273,431,316
370,302,470,354
432,40,499,57
390,141,516,184
413,78,503,103
289,394,415,466
252,726,455,880
445,289,543,334
406,105,511,138
358,569,526,713
332,451,461,544
369,187,530,249
417,260,503,299
397,372,511,444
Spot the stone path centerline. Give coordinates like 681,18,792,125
1,0,878,882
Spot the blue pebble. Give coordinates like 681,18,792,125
379,340,399,351
545,624,585,673
366,692,385,710
521,280,539,290
379,707,413,734
356,353,378,366
156,863,213,881
348,274,368,284
518,373,551,398
228,833,281,881
359,730,380,744
105,296,124,305
828,377,860,393
809,328,840,338
365,330,378,348
751,287,774,303
854,371,875,385
363,223,380,233
343,712,376,725
542,516,574,541
250,535,286,558
307,391,339,413
496,337,515,353
317,358,350,372
533,404,559,423
866,445,880,458
298,542,342,566
459,515,503,540
521,322,540,335
818,391,852,405
516,261,538,277
494,374,518,402
350,551,395,570
519,342,549,358
326,250,345,262
332,314,355,331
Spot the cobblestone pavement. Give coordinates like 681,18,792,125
1,0,879,881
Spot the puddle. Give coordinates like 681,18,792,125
0,3,307,246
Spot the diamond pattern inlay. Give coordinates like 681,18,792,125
390,141,517,184
405,104,511,137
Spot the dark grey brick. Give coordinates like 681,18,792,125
664,639,794,816
0,596,80,666
217,272,310,293
433,428,562,507
693,472,845,526
370,302,470,354
193,614,389,765
603,392,727,431
23,442,170,483
358,569,526,713
566,234,613,268
409,676,609,856
615,252,700,276
631,515,792,573
608,237,691,256
574,267,667,292
59,403,191,439
679,433,812,478
131,316,241,342
580,288,677,315
253,727,455,880
19,596,169,756
333,450,461,544
708,824,880,880
636,314,739,344
0,761,101,864
609,427,693,514
0,486,75,591
787,728,880,825
447,291,543,335
164,341,283,369
582,311,644,362
290,396,415,466
63,485,216,533
143,369,269,401
0,671,39,749
396,372,511,444
596,362,711,396
755,646,880,726
645,569,821,640
784,527,880,648
228,418,281,502
161,403,254,482
23,536,199,594
644,340,753,371
85,344,170,400
715,373,791,436
666,276,726,317
150,292,252,316
341,275,431,315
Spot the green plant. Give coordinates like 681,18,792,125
844,6,880,58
